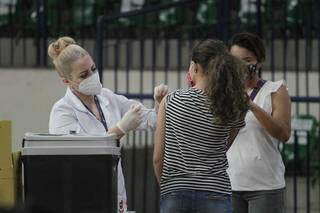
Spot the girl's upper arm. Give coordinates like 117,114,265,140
155,96,167,139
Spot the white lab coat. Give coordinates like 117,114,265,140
49,87,157,211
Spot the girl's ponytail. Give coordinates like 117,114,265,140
207,53,249,124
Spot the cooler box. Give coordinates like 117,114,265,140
22,133,120,213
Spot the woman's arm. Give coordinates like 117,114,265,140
111,104,143,138
250,85,291,142
113,85,168,131
51,105,126,138
153,98,166,184
114,93,157,131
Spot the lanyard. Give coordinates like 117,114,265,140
94,96,108,132
81,96,108,132
249,79,266,101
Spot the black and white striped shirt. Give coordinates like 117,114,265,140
160,87,245,196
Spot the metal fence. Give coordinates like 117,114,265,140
0,0,111,66
94,0,320,213
0,0,319,212
0,0,317,67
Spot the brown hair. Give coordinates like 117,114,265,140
192,39,249,123
228,32,266,63
207,53,249,123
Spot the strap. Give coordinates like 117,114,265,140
94,95,108,132
79,95,108,132
249,79,266,101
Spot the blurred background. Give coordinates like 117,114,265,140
0,0,319,212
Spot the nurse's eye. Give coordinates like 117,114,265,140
79,72,89,79
91,66,97,73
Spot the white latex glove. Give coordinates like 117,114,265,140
117,104,143,134
154,84,169,112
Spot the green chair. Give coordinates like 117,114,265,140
158,0,184,27
196,0,217,26
0,2,15,27
280,114,319,175
239,0,303,30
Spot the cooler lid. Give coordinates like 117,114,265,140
22,146,121,156
24,132,118,141
22,133,120,156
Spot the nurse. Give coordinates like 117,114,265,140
47,36,168,211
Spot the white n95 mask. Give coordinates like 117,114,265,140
78,71,102,95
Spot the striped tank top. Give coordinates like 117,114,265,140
160,87,245,196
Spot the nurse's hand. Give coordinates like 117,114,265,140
117,104,143,134
154,84,169,112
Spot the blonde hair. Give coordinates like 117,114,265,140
48,36,88,78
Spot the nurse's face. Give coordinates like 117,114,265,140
69,54,96,83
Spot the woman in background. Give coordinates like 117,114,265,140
227,32,291,213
